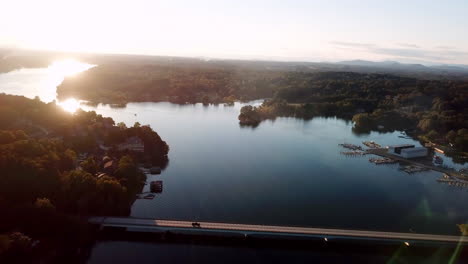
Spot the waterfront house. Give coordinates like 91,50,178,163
387,144,428,158
150,167,161,174
103,160,116,174
150,181,163,193
118,136,145,152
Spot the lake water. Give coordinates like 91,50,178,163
79,102,467,235
1,62,467,261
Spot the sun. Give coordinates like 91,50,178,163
58,98,81,113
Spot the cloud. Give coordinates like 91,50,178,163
371,47,445,61
396,43,420,49
330,41,376,49
435,45,456,50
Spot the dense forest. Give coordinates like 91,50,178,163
57,62,283,105
238,72,468,159
0,94,169,262
55,60,468,106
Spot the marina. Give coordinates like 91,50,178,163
339,141,466,180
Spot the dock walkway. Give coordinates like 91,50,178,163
367,148,465,179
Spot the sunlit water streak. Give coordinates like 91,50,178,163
0,59,94,112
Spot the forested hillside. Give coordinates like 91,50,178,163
0,94,169,262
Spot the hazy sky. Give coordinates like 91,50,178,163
2,0,468,64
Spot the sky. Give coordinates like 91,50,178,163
2,0,468,64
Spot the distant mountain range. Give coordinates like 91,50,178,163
2,48,468,80
338,60,468,73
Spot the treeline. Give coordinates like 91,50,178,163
0,94,169,262
57,63,283,104
238,72,468,156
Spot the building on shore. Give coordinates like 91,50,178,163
103,160,116,174
118,136,145,152
387,144,428,158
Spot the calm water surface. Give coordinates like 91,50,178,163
0,63,467,262
81,102,467,234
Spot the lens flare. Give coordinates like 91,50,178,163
58,98,81,113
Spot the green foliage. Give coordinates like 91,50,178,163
352,113,373,128
427,130,440,141
34,198,55,211
230,71,467,153
80,156,99,174
57,63,281,104
0,94,169,260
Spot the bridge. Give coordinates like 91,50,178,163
89,217,467,244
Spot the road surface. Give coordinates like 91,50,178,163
89,217,467,244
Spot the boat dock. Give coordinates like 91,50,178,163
367,148,466,179
363,141,381,148
369,157,397,164
399,165,429,174
437,178,468,188
340,151,367,156
338,143,362,151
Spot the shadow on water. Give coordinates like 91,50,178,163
239,122,260,129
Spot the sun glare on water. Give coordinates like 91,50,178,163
46,59,94,112
58,98,81,113
48,59,93,77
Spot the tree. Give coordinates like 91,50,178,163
446,130,457,142
80,156,99,175
34,197,55,211
60,149,77,171
7,232,32,254
202,95,210,105
458,128,468,136
115,155,144,192
417,118,436,132
352,113,373,128
117,122,127,129
61,170,97,213
426,130,440,141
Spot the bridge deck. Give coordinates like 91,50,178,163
90,217,467,244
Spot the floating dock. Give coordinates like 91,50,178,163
340,151,367,156
150,181,163,193
369,157,397,164
362,141,381,148
338,143,362,151
399,165,429,174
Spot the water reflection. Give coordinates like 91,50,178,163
58,98,81,113
0,59,94,111
48,59,93,77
